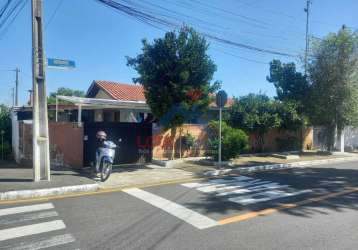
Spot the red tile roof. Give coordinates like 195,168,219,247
91,80,233,107
94,80,146,102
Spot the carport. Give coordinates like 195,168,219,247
54,95,153,166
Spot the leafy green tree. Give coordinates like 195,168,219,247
0,104,12,159
48,87,85,104
227,93,281,152
267,59,310,114
206,121,248,161
127,26,220,159
308,26,358,150
275,101,304,131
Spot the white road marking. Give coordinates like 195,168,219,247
228,189,312,205
196,180,271,193
0,211,58,225
216,184,289,197
0,203,54,217
181,176,253,188
0,233,75,250
123,188,218,229
183,177,313,205
0,220,66,241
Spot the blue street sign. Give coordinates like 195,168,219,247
47,58,76,69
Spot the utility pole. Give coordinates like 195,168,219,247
304,0,311,75
32,0,50,181
11,87,15,107
15,67,19,106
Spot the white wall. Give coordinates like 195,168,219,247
313,126,358,151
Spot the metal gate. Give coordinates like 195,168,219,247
83,122,152,166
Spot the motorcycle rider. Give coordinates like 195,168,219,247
94,130,107,177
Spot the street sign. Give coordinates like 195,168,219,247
47,58,76,69
216,90,228,108
216,90,228,168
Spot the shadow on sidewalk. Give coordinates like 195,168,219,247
0,160,96,192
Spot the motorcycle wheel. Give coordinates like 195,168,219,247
100,160,112,182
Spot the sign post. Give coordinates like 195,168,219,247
216,90,228,168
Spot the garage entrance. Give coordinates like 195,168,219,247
83,122,152,166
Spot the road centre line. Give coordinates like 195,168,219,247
123,188,218,229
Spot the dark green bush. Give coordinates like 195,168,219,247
181,132,195,149
206,121,248,161
0,141,12,160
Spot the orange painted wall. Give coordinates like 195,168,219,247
152,124,313,159
18,122,83,168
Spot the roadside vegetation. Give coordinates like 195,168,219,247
0,104,12,160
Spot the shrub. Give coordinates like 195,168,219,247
206,121,248,161
181,132,195,149
0,141,12,160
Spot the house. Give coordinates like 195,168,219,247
12,80,313,167
85,80,151,123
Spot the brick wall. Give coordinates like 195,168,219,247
18,122,84,168
152,124,313,160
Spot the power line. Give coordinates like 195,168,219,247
94,0,299,58
0,0,27,40
45,0,63,28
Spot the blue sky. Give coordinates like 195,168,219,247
0,0,357,106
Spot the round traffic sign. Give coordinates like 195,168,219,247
216,90,228,108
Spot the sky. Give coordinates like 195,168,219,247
0,0,357,106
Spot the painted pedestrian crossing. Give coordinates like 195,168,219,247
0,202,77,250
182,176,312,205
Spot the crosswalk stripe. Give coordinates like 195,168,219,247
229,189,313,205
0,211,58,226
0,233,75,250
181,176,253,188
0,220,66,242
0,203,54,217
124,188,218,229
196,180,272,193
216,184,289,197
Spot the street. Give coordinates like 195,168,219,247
1,161,358,250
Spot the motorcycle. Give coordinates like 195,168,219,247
95,140,117,181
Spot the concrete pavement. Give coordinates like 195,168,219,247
0,160,357,249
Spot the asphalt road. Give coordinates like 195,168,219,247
1,161,358,250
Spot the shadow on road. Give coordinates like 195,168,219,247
183,164,358,218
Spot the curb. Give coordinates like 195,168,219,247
204,156,358,176
0,183,99,201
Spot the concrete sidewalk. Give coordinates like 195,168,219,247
98,164,195,189
2,153,358,201
0,161,98,200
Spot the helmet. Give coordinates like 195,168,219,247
96,130,107,140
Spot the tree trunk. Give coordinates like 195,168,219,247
179,127,183,159
326,124,336,152
170,127,177,160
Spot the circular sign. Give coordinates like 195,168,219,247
216,90,228,108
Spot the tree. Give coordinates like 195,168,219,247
127,26,220,159
308,26,358,150
227,93,281,152
267,59,310,114
48,87,85,104
0,104,12,159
